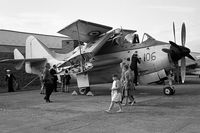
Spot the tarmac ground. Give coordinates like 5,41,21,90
0,76,200,133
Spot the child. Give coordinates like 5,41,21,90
105,74,123,113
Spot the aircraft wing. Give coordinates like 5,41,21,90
58,31,114,68
58,20,136,69
58,19,113,43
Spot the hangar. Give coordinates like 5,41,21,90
0,29,73,55
0,29,73,89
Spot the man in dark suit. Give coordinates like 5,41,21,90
5,70,16,92
43,63,54,102
130,52,141,86
50,65,58,92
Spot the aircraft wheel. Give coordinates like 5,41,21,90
79,87,90,95
163,87,175,95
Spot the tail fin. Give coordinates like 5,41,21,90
26,36,54,59
25,36,54,75
14,49,24,59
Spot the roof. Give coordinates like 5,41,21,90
0,29,71,48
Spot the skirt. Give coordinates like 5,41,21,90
111,91,122,102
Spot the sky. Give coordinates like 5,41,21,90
0,0,199,51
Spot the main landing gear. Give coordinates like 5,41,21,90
163,86,175,95
79,87,91,95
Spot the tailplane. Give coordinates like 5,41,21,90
14,49,24,59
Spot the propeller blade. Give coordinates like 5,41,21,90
181,23,186,47
169,41,180,48
173,22,176,43
162,48,171,54
186,54,195,61
181,57,186,83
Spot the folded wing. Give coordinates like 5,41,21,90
58,19,112,43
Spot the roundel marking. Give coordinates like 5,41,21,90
88,31,101,36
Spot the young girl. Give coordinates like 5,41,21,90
105,74,123,113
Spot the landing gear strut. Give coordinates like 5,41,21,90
163,86,175,95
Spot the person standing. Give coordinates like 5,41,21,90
5,70,16,92
43,63,54,103
130,52,140,86
121,65,135,105
50,65,58,92
105,74,123,113
61,69,71,92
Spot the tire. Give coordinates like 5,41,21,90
79,87,90,95
163,87,174,95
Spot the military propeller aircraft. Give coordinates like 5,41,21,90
0,19,196,95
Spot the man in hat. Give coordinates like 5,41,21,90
5,69,16,92
50,65,58,92
43,63,54,102
130,51,141,86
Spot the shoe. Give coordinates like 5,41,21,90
131,101,136,106
122,103,128,106
105,109,111,113
117,110,123,113
46,100,53,103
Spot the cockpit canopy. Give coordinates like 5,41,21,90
124,33,140,44
141,33,155,42
124,33,155,44
107,28,155,45
110,28,139,45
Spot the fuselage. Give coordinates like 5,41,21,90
90,34,173,84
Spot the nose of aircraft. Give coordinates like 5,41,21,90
167,41,195,62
